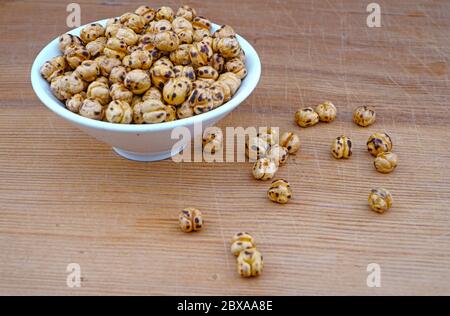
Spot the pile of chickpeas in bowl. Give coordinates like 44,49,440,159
40,5,247,124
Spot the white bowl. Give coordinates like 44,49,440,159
31,19,261,161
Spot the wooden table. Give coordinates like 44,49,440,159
1,0,449,295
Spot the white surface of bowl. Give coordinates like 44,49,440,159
31,19,261,161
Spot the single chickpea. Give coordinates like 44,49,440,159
368,188,393,214
252,158,278,181
280,132,300,154
237,248,264,277
267,179,292,204
178,207,203,232
367,132,392,157
331,136,352,159
295,107,319,128
374,152,398,173
353,106,376,127
315,101,337,122
230,232,256,256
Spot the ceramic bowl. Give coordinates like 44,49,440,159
31,19,261,161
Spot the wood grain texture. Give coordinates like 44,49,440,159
1,0,450,295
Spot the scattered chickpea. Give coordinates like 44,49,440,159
237,248,264,277
315,101,337,122
353,106,376,127
252,158,278,181
374,152,398,173
367,132,392,157
295,107,319,127
265,144,288,166
230,232,256,256
368,188,393,213
330,136,352,159
267,179,292,204
203,126,223,154
178,207,203,232
279,132,300,154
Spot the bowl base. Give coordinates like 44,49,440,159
113,145,185,162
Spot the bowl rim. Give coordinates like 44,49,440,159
30,19,261,133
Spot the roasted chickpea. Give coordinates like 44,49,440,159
367,132,392,157
374,152,398,173
353,106,376,127
217,72,241,96
104,37,128,60
87,81,111,105
146,19,172,34
172,16,193,33
65,93,85,113
134,5,156,24
50,73,85,100
178,207,203,232
176,5,197,21
40,56,67,82
154,31,179,52
151,64,175,90
64,44,90,69
115,27,139,45
95,56,122,76
177,29,194,45
120,12,145,33
210,53,225,73
267,179,292,204
331,136,352,159
74,60,100,82
124,69,151,94
142,87,162,101
197,66,218,80
315,101,337,122
110,83,133,104
252,158,278,180
368,188,393,214
237,248,263,277
295,107,319,127
210,81,231,103
105,100,133,123
169,44,191,65
156,6,174,22
79,98,104,120
177,100,194,119
214,25,236,38
280,132,300,154
224,58,247,79
187,88,214,114
85,37,106,57
257,128,280,146
165,105,177,122
133,99,167,124
202,126,223,154
266,144,289,167
80,23,105,44
58,34,82,52
212,37,241,58
163,77,192,105
109,66,127,84
209,84,225,108
192,16,211,30
122,49,153,70
193,28,211,42
231,232,256,256
189,41,213,68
